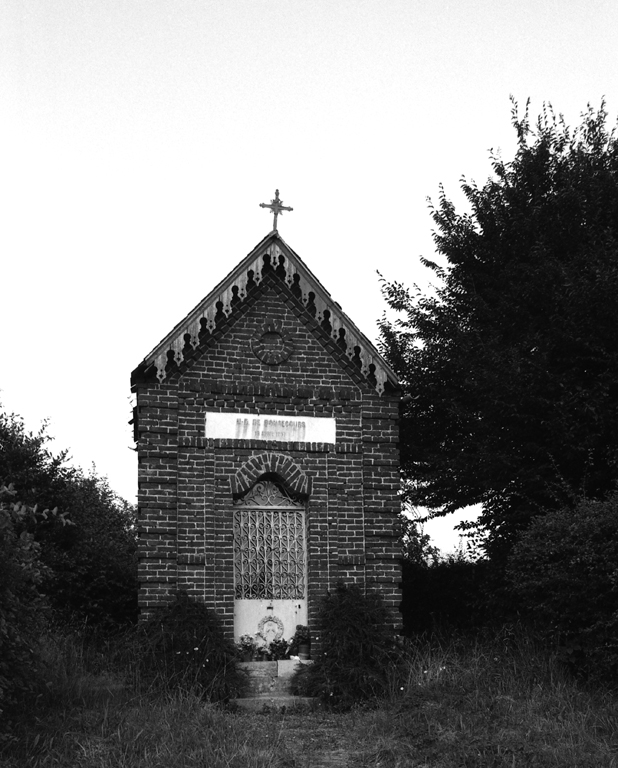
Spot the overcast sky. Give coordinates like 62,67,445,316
1,0,617,552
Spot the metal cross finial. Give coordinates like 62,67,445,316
259,189,293,231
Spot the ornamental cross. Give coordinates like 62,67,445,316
259,189,293,231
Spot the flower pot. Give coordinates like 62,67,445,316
298,643,310,660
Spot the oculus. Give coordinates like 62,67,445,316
251,320,294,365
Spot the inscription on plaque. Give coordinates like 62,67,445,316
205,412,336,443
234,418,307,440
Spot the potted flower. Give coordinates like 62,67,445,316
254,644,270,661
269,637,291,661
253,632,270,661
291,624,310,660
237,634,255,662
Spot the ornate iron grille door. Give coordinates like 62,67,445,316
233,480,306,600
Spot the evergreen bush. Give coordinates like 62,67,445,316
507,493,618,682
138,592,245,702
297,582,398,709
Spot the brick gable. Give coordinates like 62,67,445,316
171,273,369,393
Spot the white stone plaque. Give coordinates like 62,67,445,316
205,412,336,443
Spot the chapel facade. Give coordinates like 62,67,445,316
131,226,401,642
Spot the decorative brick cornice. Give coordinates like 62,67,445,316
132,231,398,395
212,439,332,453
177,436,343,452
191,380,360,400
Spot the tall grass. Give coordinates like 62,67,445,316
1,628,291,768
3,624,618,767
7,690,293,768
360,626,618,767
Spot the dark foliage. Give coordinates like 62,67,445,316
400,555,494,634
0,413,69,515
0,411,137,627
296,583,398,709
138,592,246,702
398,513,440,566
268,638,289,660
0,485,51,735
36,473,138,627
288,623,310,657
507,493,618,682
0,407,137,739
379,101,618,560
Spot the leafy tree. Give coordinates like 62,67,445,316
0,485,53,731
0,410,137,627
507,493,618,682
0,412,70,511
397,511,440,566
400,553,491,635
380,101,618,559
37,471,138,626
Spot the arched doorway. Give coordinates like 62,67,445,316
232,473,308,643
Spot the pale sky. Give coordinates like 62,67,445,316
1,0,617,552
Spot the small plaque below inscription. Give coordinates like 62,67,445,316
205,412,336,443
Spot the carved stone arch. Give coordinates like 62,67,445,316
231,452,311,498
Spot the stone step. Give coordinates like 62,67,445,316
233,695,316,712
238,659,311,697
238,660,305,677
243,675,293,696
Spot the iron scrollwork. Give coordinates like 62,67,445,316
233,480,306,600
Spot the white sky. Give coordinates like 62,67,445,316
1,0,616,553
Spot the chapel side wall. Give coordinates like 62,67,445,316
331,442,366,585
361,391,401,629
177,384,206,600
305,449,331,634
135,382,180,617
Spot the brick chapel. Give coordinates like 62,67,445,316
131,195,401,642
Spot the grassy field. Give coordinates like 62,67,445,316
2,626,618,767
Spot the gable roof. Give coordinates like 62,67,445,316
133,231,399,395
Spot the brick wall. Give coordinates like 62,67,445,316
133,268,401,636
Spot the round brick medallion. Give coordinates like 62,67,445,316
251,321,294,365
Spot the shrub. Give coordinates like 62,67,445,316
297,582,398,709
400,554,494,634
138,592,245,701
0,411,138,629
0,485,51,736
507,493,618,682
288,624,310,656
38,472,138,628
